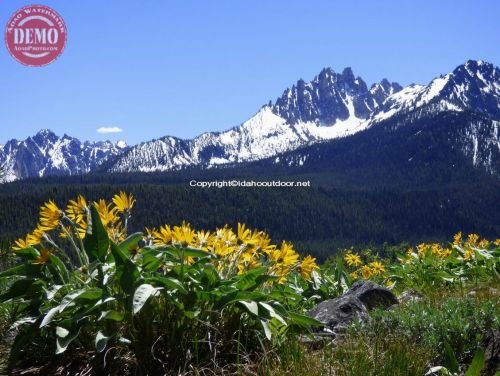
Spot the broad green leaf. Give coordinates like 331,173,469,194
83,205,110,262
0,279,35,302
12,247,39,261
259,302,287,325
56,326,69,338
59,290,85,312
40,306,60,328
0,264,26,279
288,312,323,328
133,284,158,314
147,276,188,295
98,310,124,322
238,300,259,316
111,242,140,294
260,320,272,340
56,328,80,354
48,255,70,283
464,349,485,376
76,288,103,301
95,330,110,353
443,341,459,373
119,232,143,254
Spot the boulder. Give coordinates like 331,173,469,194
307,280,398,336
484,329,500,375
347,280,399,309
398,289,424,304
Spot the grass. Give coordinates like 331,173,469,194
262,284,499,376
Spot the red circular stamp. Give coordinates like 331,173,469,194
4,4,67,67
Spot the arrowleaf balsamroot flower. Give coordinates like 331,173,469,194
368,261,385,276
299,255,319,279
66,195,88,223
33,248,52,265
112,191,135,213
39,200,61,231
344,252,362,267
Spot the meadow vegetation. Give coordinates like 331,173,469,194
0,193,498,375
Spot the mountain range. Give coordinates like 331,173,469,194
1,59,499,182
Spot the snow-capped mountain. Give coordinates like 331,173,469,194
1,60,499,182
0,129,127,182
110,68,403,173
110,60,499,175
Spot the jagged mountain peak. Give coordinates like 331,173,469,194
272,66,402,125
372,59,500,123
2,60,499,182
0,129,127,182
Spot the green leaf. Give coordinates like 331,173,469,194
48,255,70,283
119,232,143,255
443,341,459,373
0,264,26,279
83,205,110,262
76,288,103,301
288,312,323,328
238,300,259,316
464,349,485,376
260,319,272,340
98,310,125,322
111,241,140,294
95,330,110,353
133,284,158,314
259,302,287,325
56,328,80,354
12,247,39,261
40,306,60,328
147,276,188,295
0,279,35,302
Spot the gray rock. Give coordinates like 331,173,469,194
346,280,399,310
398,289,424,304
484,329,499,375
307,281,398,337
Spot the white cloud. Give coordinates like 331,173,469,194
96,126,123,134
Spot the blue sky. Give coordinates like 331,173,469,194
1,0,499,145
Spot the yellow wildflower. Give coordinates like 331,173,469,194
172,222,196,247
350,271,359,280
27,227,45,245
361,265,371,279
417,243,428,258
66,195,88,223
369,261,385,276
269,241,299,267
344,252,362,267
467,233,479,246
39,200,61,231
13,235,35,250
33,248,52,265
112,191,135,213
298,255,319,280
495,239,500,247
463,248,474,261
153,225,173,245
195,230,212,250
94,199,118,226
478,239,489,248
453,232,462,246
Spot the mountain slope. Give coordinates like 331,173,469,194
109,68,403,173
0,129,127,182
1,60,499,181
109,60,500,175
